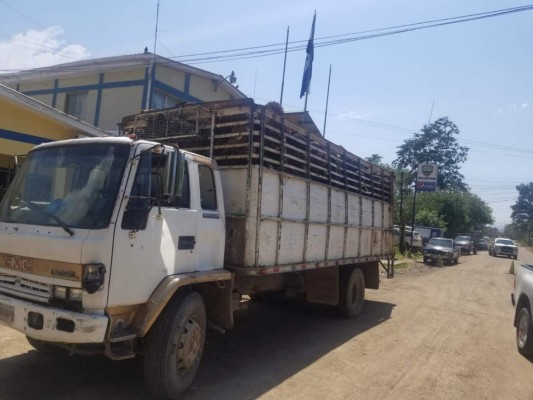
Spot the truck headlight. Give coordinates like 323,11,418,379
69,288,83,302
53,286,67,299
83,263,106,294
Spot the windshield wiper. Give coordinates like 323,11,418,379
51,215,75,237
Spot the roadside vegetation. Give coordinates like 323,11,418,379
367,117,494,255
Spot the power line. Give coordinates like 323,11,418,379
175,5,533,64
2,5,533,68
0,0,45,29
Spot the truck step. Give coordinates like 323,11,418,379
105,345,135,360
109,328,137,343
105,329,137,360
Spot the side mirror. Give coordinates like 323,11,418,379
163,150,185,198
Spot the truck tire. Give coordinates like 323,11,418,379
339,267,365,319
26,336,65,354
517,307,533,357
144,291,206,399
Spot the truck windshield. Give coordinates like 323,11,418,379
0,143,130,230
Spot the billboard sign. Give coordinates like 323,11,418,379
416,163,438,192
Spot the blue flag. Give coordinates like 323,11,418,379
300,13,316,98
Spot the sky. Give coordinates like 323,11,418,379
0,0,532,229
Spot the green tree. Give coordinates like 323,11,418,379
511,183,533,245
415,209,446,228
503,224,519,240
393,117,469,191
414,191,492,234
365,154,392,170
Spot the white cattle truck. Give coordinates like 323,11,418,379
0,99,394,399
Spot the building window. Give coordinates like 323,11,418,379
152,89,181,109
65,92,88,120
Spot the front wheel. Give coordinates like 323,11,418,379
339,267,365,319
517,307,533,357
144,291,206,399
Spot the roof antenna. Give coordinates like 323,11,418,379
145,0,160,109
153,0,160,54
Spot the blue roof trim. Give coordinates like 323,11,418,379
141,68,149,110
152,80,200,103
0,128,53,145
184,73,191,94
94,73,104,126
52,79,59,108
22,79,146,96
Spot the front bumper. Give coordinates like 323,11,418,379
0,293,108,343
425,253,455,263
494,248,517,256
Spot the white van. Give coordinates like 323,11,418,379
393,225,423,252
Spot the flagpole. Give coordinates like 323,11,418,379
323,64,332,137
280,26,289,106
302,92,309,124
300,11,316,124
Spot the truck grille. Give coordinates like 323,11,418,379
425,249,446,255
0,273,52,303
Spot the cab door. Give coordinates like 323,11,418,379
108,149,198,307
193,162,225,271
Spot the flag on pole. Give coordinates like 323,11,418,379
300,12,316,98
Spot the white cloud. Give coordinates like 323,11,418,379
495,102,530,115
0,27,90,72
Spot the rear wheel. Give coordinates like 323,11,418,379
144,291,206,399
339,267,365,319
517,307,533,357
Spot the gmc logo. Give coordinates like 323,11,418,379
2,257,33,273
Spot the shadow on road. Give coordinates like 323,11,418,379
0,298,395,400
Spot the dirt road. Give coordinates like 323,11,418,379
1,250,532,400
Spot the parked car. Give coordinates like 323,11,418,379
512,264,533,356
454,235,474,255
477,238,488,251
489,237,518,259
423,238,461,265
393,226,423,252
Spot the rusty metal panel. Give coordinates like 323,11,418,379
306,267,339,306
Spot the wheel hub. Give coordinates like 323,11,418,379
177,316,203,375
518,315,528,348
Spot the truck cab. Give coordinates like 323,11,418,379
0,137,228,347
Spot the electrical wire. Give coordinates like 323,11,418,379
2,5,533,68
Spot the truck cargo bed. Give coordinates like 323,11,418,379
120,99,394,274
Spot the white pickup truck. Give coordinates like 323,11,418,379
512,264,533,357
0,99,394,399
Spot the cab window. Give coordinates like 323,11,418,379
198,165,216,211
